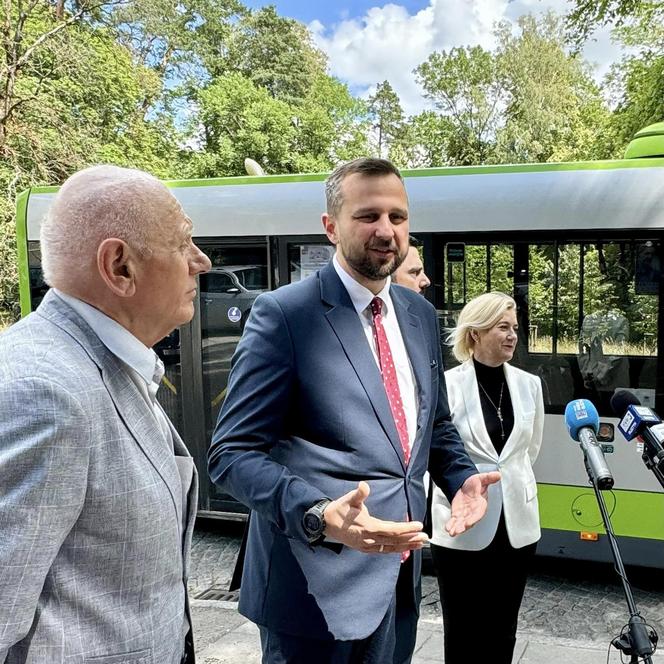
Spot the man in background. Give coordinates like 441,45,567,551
0,165,210,663
392,235,431,294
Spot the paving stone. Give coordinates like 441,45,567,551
190,519,664,661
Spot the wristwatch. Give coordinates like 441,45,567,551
302,498,332,545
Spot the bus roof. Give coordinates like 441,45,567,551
20,158,664,240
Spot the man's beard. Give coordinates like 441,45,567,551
341,240,406,281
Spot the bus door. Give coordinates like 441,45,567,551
194,239,270,516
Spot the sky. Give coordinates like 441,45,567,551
242,0,624,115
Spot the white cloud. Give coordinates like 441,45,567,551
310,0,625,115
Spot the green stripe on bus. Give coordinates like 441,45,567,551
538,483,664,540
18,157,664,195
15,189,31,317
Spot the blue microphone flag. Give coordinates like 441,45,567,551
618,405,662,441
564,399,600,442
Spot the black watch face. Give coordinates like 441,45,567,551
304,512,321,534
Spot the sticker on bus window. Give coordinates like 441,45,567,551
300,245,334,280
227,307,241,323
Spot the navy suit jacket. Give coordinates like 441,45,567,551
208,262,477,640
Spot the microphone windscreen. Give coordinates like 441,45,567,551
610,389,641,417
564,399,600,442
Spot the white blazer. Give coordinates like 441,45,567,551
430,360,545,550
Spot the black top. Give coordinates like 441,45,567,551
473,357,514,455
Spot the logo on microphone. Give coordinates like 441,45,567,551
571,399,588,420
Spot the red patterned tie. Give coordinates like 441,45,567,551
370,296,411,465
370,297,412,562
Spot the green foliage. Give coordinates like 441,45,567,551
367,80,406,159
494,14,610,164
206,6,327,105
601,2,664,158
565,0,652,44
415,46,504,165
191,71,369,177
195,72,296,175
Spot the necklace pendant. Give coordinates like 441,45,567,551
497,408,502,421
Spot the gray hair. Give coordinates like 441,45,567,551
40,165,179,289
447,292,517,363
325,158,404,217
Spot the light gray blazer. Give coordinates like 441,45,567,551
430,360,544,550
0,291,197,664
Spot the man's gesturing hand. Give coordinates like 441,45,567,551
323,481,427,554
445,471,501,537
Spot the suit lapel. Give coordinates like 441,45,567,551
320,265,407,470
37,290,184,521
102,361,184,522
390,287,430,465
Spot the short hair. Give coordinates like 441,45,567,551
41,165,180,289
325,158,404,217
447,292,517,363
408,235,422,248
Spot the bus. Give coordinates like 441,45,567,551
15,151,664,568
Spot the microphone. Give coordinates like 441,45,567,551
610,390,664,470
564,399,615,490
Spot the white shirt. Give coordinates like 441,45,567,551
332,256,418,451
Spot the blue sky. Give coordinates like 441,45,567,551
242,0,431,25
241,1,623,115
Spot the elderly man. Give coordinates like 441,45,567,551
0,165,210,663
392,236,431,294
209,158,499,664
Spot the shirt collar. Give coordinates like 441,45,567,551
53,289,163,387
332,254,393,316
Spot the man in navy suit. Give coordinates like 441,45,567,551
208,158,500,664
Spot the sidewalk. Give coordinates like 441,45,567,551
191,599,664,663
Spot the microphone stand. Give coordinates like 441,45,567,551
585,459,657,663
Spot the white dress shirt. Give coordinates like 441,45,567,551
333,256,418,451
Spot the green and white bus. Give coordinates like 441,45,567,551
15,138,664,567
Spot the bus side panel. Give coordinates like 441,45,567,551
15,189,31,317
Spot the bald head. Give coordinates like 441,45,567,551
40,165,180,291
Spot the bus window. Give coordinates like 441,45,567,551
490,244,513,295
199,243,268,514
288,243,334,283
521,240,659,414
438,241,515,368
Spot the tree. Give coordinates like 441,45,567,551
0,3,185,321
565,0,656,44
107,0,244,112
191,70,370,177
599,3,664,157
289,74,369,172
414,46,505,165
407,111,455,167
367,80,406,159
494,14,610,164
206,6,327,105
193,72,297,176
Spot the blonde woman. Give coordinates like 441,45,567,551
430,292,544,664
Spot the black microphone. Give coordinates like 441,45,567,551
564,399,614,490
610,390,664,471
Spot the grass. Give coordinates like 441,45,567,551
529,335,657,356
